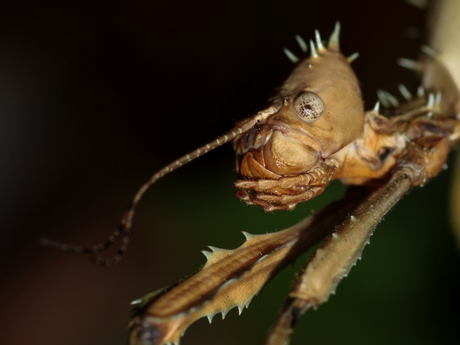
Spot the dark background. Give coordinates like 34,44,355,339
1,0,459,344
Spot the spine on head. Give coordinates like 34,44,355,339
278,22,364,156
233,23,366,211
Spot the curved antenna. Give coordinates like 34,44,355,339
40,107,278,266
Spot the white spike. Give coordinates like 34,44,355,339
130,298,142,305
435,91,442,105
314,30,324,51
241,231,253,240
347,52,359,63
328,21,340,49
383,91,399,107
398,84,412,101
245,296,253,309
427,93,435,108
397,58,420,71
283,48,299,63
421,45,438,58
207,314,214,324
309,40,318,58
238,306,244,315
208,246,221,252
377,89,391,108
373,101,380,113
402,134,411,143
295,35,307,53
221,309,229,320
201,250,212,259
417,85,425,97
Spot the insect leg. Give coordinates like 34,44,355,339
265,159,425,345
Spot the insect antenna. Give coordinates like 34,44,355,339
40,112,271,266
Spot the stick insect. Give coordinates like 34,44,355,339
40,1,460,344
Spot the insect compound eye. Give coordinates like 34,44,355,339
293,92,325,122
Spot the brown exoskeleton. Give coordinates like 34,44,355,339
232,25,405,211
124,22,460,344
42,6,460,344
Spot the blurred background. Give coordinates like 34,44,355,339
0,0,459,344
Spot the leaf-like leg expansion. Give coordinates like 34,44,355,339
264,160,424,345
128,187,372,345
